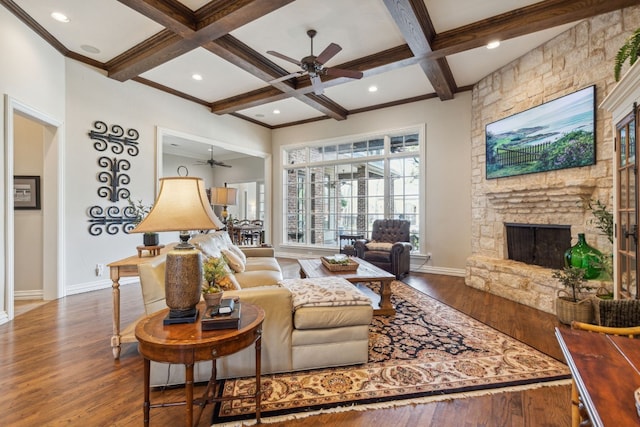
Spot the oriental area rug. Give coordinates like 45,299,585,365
212,281,570,426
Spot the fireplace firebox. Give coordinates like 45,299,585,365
505,223,571,269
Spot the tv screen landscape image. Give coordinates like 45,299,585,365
485,85,596,179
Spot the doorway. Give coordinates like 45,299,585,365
2,96,63,324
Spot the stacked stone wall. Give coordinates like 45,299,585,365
467,6,640,313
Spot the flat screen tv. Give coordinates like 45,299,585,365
485,85,596,179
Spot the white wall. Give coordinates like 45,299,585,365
64,59,272,293
0,6,65,320
272,92,473,273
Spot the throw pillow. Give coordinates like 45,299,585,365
222,248,245,273
365,241,394,251
228,244,247,264
217,271,241,291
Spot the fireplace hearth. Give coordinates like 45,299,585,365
505,223,571,269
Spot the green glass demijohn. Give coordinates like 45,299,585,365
564,233,603,280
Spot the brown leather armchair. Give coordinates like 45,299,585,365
354,219,412,279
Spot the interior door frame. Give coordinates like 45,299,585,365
156,127,272,242
3,95,64,324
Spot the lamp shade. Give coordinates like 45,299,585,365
210,185,237,207
132,177,220,233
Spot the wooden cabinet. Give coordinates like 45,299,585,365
602,63,640,299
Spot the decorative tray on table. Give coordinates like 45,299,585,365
321,256,359,272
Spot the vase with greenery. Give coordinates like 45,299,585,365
553,266,594,324
615,27,640,81
127,197,159,246
582,198,614,281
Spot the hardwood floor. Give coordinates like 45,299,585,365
0,258,571,426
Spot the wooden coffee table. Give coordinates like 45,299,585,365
298,257,395,315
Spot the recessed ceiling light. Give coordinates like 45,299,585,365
368,85,378,93
487,41,500,49
51,12,69,23
273,109,280,114
192,74,203,81
81,44,100,54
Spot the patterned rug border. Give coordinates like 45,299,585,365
213,280,570,426
212,379,571,426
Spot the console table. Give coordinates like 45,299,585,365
555,327,640,427
108,246,172,359
136,301,264,426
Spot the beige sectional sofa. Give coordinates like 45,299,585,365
138,231,373,386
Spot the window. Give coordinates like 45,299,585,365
283,128,422,252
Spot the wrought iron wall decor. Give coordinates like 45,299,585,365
88,120,141,236
88,120,140,156
97,156,131,202
87,205,137,236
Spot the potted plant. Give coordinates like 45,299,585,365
615,27,640,81
553,266,594,325
202,256,236,308
127,197,159,246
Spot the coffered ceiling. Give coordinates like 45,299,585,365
3,0,636,129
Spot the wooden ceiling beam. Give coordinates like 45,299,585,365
212,45,417,114
108,0,295,81
116,0,196,36
383,0,456,100
205,35,348,120
431,0,640,58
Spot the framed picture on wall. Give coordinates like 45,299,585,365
485,85,596,179
14,175,41,210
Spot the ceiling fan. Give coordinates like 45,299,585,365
267,29,363,95
195,150,232,168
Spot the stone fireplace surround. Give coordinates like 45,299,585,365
465,179,610,314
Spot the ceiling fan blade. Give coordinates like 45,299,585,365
315,43,342,65
326,67,363,79
266,50,301,66
310,74,324,95
270,71,305,84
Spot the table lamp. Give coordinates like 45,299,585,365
132,177,220,324
210,182,237,224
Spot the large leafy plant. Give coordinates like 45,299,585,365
615,27,640,81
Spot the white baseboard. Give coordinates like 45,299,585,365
411,265,466,277
14,290,44,300
66,277,140,296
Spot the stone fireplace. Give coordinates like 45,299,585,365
465,179,608,314
464,10,631,314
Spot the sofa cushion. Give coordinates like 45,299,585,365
234,270,283,288
222,248,245,273
293,305,372,330
190,231,227,257
365,241,394,251
279,277,372,310
229,244,247,263
364,250,393,263
245,257,281,272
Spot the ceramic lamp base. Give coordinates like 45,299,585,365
164,247,202,324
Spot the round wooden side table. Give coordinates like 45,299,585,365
135,301,265,426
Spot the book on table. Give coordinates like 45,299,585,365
201,298,241,330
